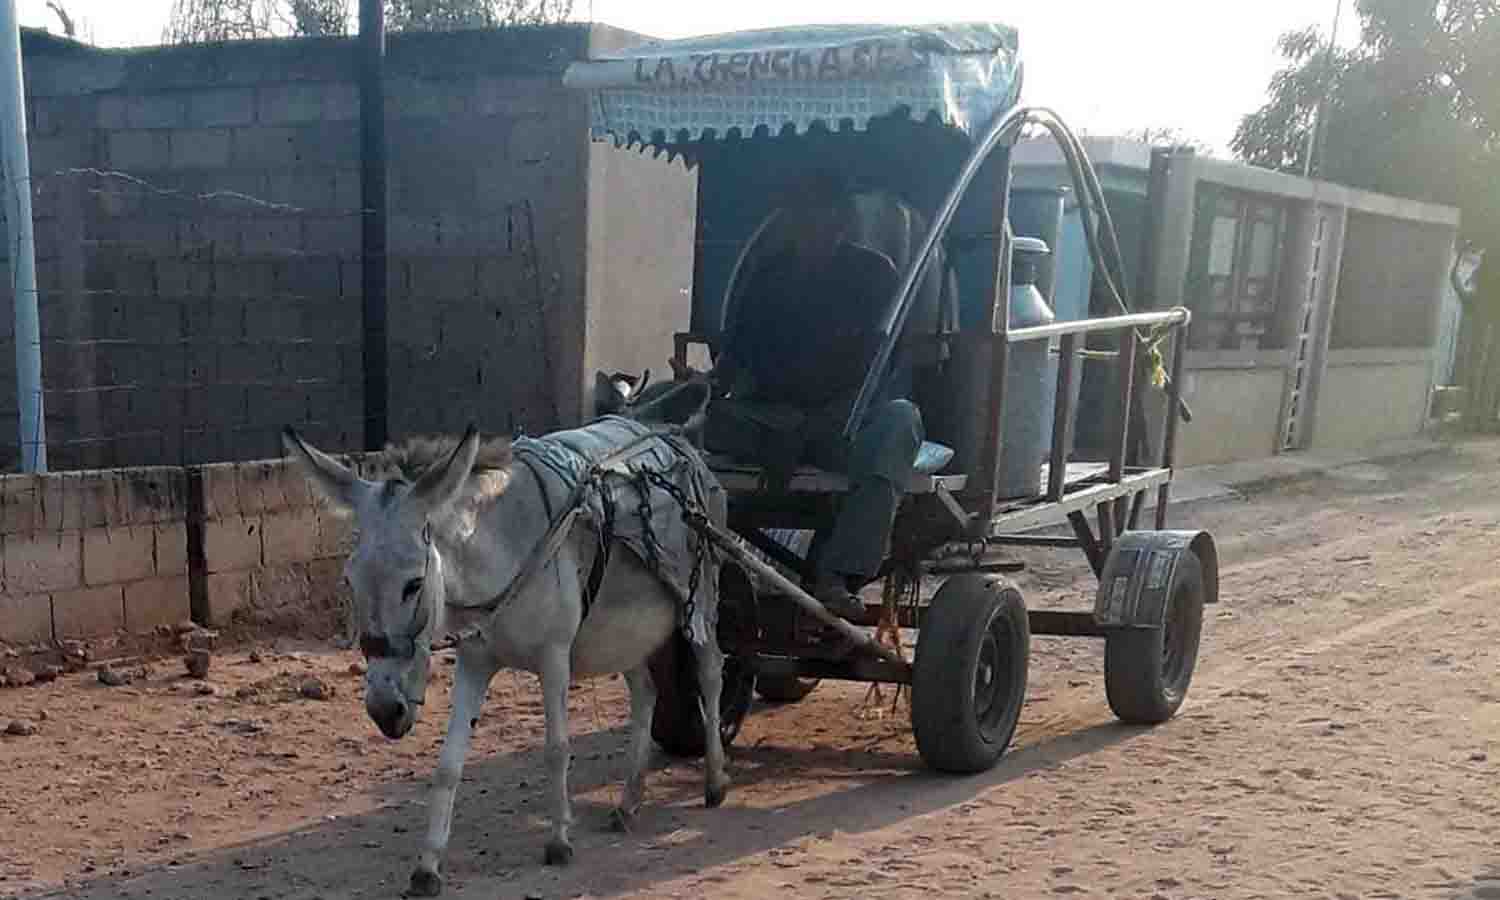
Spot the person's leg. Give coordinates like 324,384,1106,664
808,399,924,617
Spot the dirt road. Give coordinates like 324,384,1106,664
4,439,1500,900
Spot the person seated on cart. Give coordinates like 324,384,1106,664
705,170,950,621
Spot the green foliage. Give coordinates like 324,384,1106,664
1233,0,1500,239
166,0,572,42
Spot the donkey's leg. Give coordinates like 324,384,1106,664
411,653,496,897
610,664,657,832
694,640,731,808
540,646,576,865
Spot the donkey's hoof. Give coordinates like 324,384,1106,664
543,838,575,866
705,781,729,809
407,867,443,898
607,807,636,833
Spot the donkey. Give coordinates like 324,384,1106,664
281,420,730,897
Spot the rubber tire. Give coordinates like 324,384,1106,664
649,631,756,758
753,529,821,704
911,575,1031,774
754,673,821,703
1104,551,1206,724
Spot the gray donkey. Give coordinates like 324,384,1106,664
282,394,729,897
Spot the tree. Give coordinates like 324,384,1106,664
1234,0,1500,429
165,0,571,42
1233,1,1500,238
1119,125,1212,156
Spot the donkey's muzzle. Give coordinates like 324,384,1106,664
368,694,413,739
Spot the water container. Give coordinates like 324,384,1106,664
998,236,1056,498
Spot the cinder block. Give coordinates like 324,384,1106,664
6,530,82,593
1,474,40,536
322,83,360,122
266,172,336,210
83,525,155,586
291,121,359,168
262,508,320,566
122,468,187,524
188,88,256,127
29,135,89,169
203,515,261,573
35,96,88,135
315,509,356,559
277,462,315,511
96,94,129,129
508,117,556,166
107,130,171,171
234,462,279,516
230,126,297,168
240,218,303,258
184,299,247,345
128,94,186,129
51,585,125,639
179,217,243,257
409,258,477,302
256,83,325,125
156,523,188,576
124,576,191,631
154,259,211,298
300,299,358,346
204,570,253,627
386,77,471,120
0,592,52,644
274,258,341,301
473,76,551,118
282,345,342,384
302,217,359,257
242,299,302,342
214,262,277,300
169,129,232,169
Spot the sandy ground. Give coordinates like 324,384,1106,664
3,439,1500,900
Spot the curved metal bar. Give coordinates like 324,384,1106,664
842,103,1033,439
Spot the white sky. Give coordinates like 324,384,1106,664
18,0,1352,154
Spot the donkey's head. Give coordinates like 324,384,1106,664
281,425,499,739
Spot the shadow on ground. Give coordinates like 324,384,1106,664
34,712,1149,900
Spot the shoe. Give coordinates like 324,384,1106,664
812,580,866,621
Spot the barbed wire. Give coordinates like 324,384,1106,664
0,164,562,474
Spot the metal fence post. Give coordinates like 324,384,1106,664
359,0,389,451
0,0,44,472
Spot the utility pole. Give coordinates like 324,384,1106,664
0,0,45,472
1303,0,1345,179
359,0,388,451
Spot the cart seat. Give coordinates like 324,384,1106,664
709,440,966,496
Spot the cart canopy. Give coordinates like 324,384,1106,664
562,22,1022,145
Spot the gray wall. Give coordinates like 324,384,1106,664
1,24,647,472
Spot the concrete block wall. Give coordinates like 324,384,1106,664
0,452,406,644
195,457,359,631
0,466,190,644
0,24,649,474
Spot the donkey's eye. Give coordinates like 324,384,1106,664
403,578,424,600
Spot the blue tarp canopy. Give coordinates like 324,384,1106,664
562,22,1022,144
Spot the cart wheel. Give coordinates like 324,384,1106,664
754,529,821,704
911,575,1030,774
1104,550,1205,724
648,635,756,758
649,563,758,758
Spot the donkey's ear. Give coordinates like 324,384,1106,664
282,427,375,516
411,425,481,512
